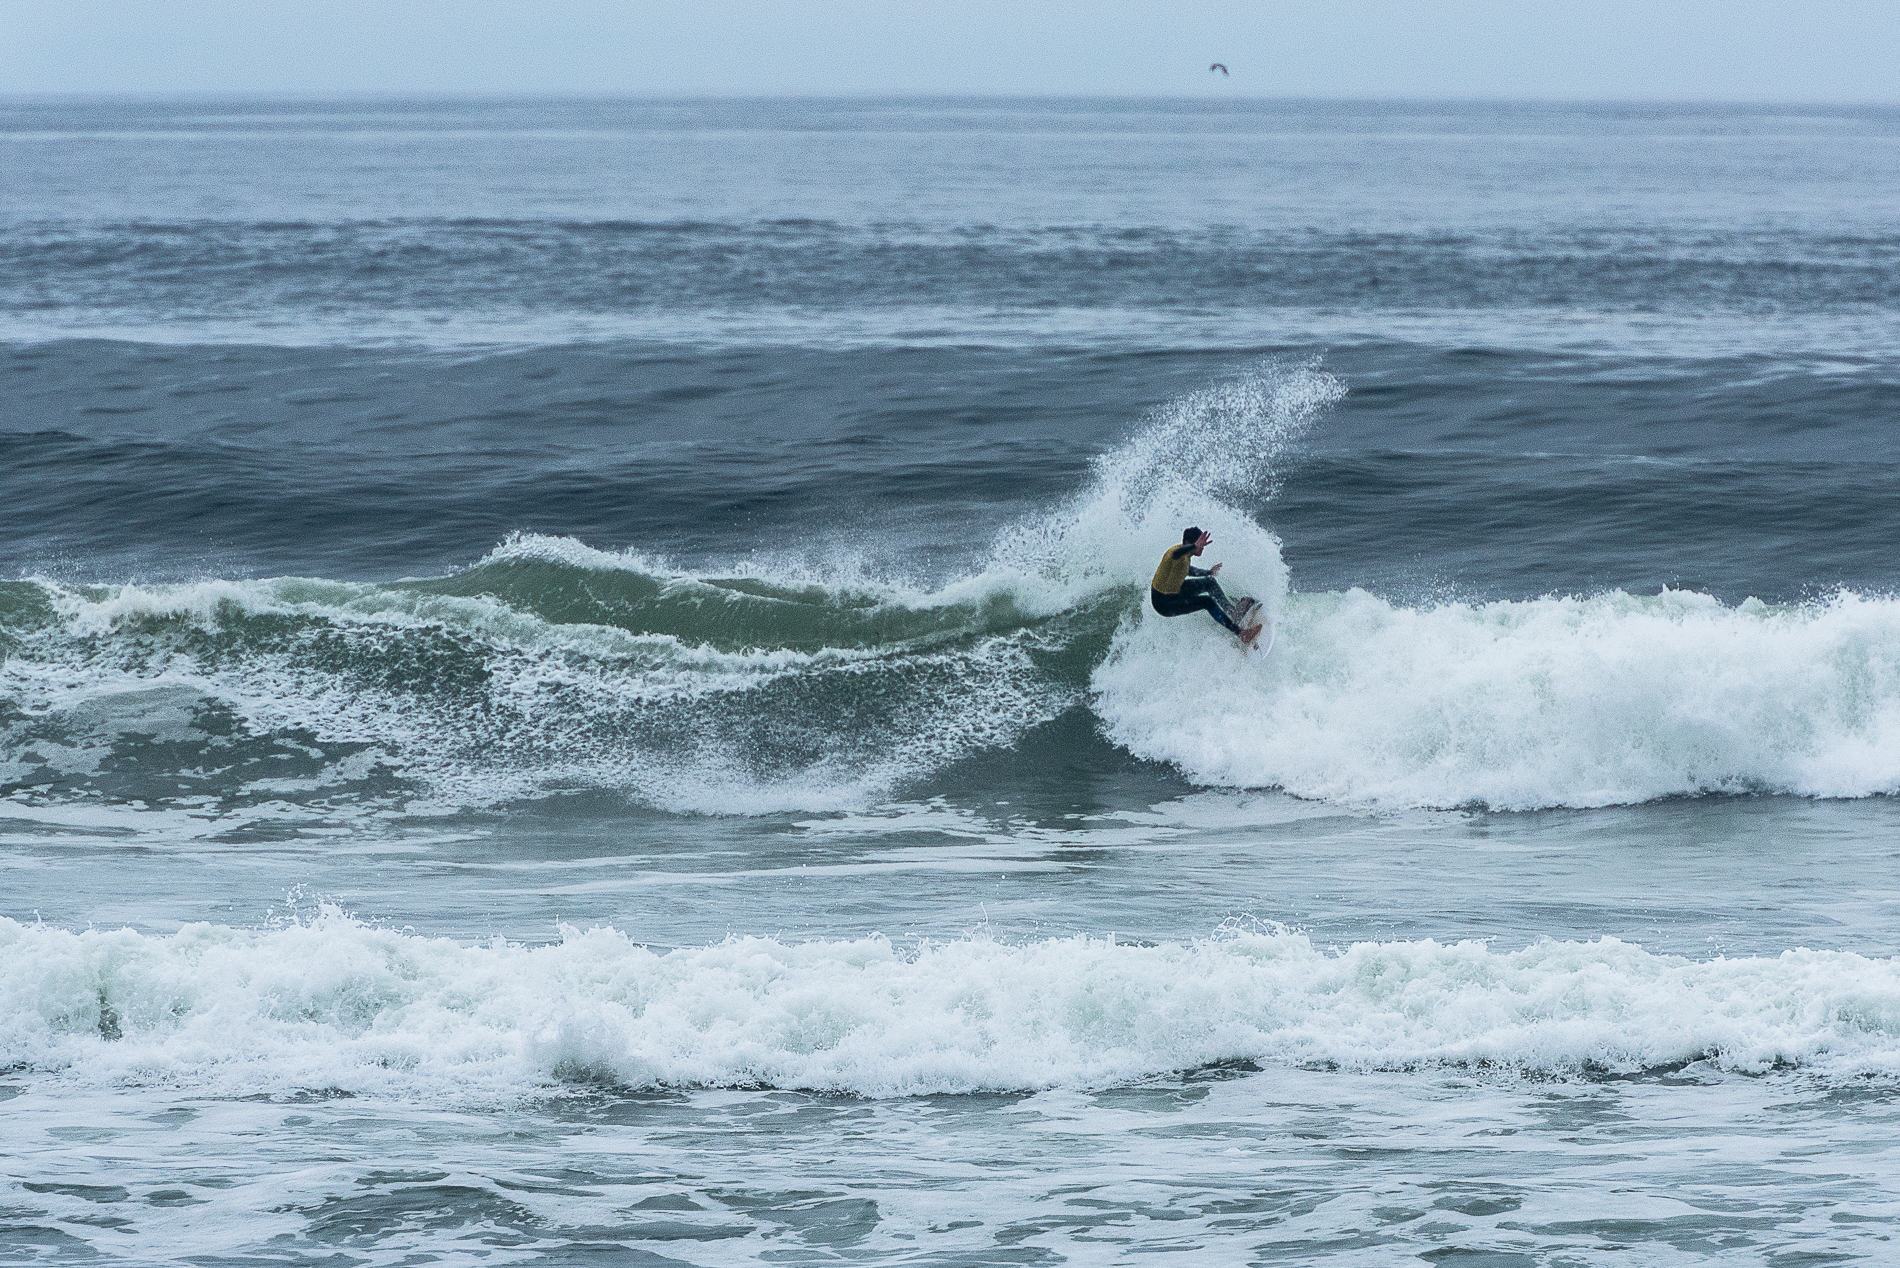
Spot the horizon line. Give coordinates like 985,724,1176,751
4,90,1900,109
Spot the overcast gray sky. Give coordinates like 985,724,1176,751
3,1,1896,100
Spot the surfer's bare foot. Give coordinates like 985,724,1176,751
1240,623,1263,647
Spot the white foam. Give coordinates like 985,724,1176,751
1094,586,1900,809
7,913,1900,1102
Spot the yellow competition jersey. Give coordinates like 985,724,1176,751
1151,544,1196,594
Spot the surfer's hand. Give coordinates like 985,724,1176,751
1209,562,1222,575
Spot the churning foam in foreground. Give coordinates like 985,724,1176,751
7,913,1900,1101
1095,587,1900,810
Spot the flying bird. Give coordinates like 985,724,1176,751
1209,63,1229,75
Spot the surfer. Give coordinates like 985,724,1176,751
1151,527,1260,642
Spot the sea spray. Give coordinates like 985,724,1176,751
998,360,1344,628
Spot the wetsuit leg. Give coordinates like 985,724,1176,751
1180,577,1242,633
1151,580,1242,635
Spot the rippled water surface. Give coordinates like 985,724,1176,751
6,96,1900,1264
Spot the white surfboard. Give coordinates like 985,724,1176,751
1246,614,1275,661
1234,598,1273,660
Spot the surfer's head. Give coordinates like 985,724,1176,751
1183,526,1210,554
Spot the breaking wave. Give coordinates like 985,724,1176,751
8,913,1900,1101
0,364,1329,817
9,356,1900,815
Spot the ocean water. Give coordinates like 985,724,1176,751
6,95,1900,1265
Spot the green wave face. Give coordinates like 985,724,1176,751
0,553,1128,820
0,580,58,653
406,555,1056,653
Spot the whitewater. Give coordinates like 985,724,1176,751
13,913,1900,1103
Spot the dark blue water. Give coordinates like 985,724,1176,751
7,97,1900,1266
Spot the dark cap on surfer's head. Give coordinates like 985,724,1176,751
1182,527,1203,546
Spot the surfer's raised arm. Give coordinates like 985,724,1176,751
1148,527,1262,648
